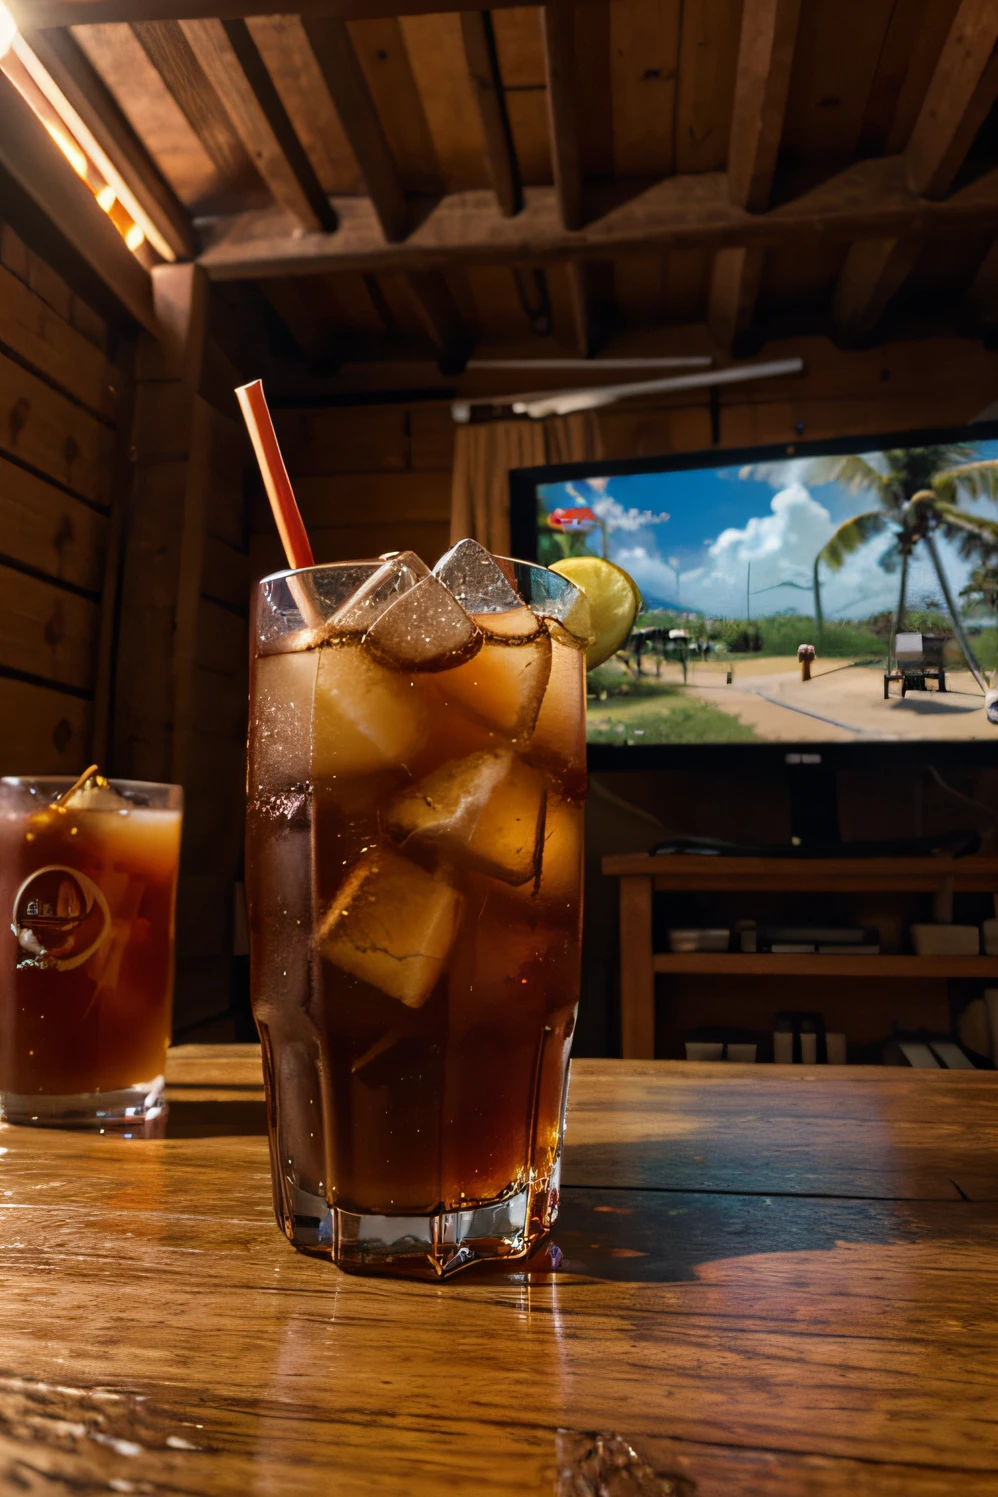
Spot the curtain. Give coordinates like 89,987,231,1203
450,412,603,552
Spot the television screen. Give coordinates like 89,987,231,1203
528,434,998,749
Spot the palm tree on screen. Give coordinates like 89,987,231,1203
808,446,998,689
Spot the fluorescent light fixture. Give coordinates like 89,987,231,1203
125,223,145,251
466,357,714,370
0,3,16,60
12,32,175,261
451,358,805,422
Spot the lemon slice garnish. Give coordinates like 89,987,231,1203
549,556,641,670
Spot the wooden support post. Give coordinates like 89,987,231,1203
619,875,655,1060
117,263,252,1035
565,259,591,358
302,16,408,242
541,2,582,232
179,19,336,232
460,10,520,217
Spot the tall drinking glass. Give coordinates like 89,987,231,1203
0,776,182,1131
246,540,589,1277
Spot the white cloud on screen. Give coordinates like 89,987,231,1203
615,481,976,618
565,482,671,532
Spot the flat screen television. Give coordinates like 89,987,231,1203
509,423,998,788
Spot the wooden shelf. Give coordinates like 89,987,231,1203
603,854,998,893
653,954,998,978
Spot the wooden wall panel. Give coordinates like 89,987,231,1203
0,679,91,775
0,216,124,779
0,571,100,691
0,351,115,502
0,458,108,593
0,264,116,418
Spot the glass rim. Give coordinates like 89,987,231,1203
257,554,561,588
1,776,183,810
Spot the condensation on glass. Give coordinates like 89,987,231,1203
246,541,588,1277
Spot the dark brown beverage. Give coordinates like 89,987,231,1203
0,776,182,1129
246,542,588,1276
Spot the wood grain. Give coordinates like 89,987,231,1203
619,873,654,1060
179,19,336,233
905,0,998,199
301,16,408,242
0,1050,996,1495
0,70,155,334
542,2,582,231
0,350,115,503
459,10,520,215
195,157,998,281
19,24,197,261
604,854,998,891
726,0,801,210
0,456,108,590
0,262,116,420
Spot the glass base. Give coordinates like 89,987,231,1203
0,1075,166,1135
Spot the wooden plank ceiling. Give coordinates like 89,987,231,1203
11,0,998,370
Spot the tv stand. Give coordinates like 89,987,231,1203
601,852,998,1059
785,754,841,849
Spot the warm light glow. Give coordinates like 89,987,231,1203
96,185,116,213
45,121,88,178
124,223,145,252
0,3,16,61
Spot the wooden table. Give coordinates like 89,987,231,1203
2,1048,998,1495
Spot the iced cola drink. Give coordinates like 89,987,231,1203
0,774,182,1130
247,540,589,1276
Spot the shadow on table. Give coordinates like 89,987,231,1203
552,1185,991,1284
166,1099,268,1137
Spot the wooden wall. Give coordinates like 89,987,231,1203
250,401,456,578
0,219,125,775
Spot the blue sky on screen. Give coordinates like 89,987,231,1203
538,440,998,619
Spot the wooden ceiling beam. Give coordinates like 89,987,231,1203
11,0,552,22
965,239,998,325
131,20,256,183
18,26,196,262
196,158,998,282
405,269,472,370
300,17,407,243
542,3,582,232
564,260,591,359
708,246,766,352
0,68,155,331
905,0,998,199
711,0,800,351
830,0,998,349
460,10,520,218
178,19,336,233
727,0,801,213
832,237,922,344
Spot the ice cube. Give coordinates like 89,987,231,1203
434,627,552,738
386,749,546,886
528,632,587,787
533,791,583,903
364,574,482,673
433,538,523,615
312,643,429,778
251,649,319,794
317,847,460,1007
472,605,542,640
61,777,132,812
331,551,430,636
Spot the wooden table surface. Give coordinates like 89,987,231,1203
2,1048,998,1496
